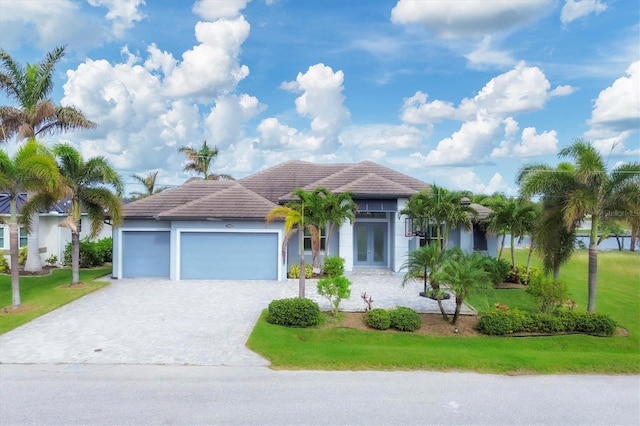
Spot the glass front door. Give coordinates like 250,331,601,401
354,223,387,266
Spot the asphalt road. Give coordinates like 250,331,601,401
1,364,638,426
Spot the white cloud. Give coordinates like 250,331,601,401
339,124,425,150
401,91,457,124
203,93,265,148
465,36,515,69
451,171,516,196
87,0,146,37
391,0,551,39
162,17,250,100
561,0,607,24
514,128,558,157
550,85,575,97
585,61,640,155
256,118,323,151
0,0,105,50
192,0,251,20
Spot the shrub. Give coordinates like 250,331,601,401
94,237,113,263
45,254,58,267
63,239,104,268
267,298,321,328
0,255,8,273
288,263,313,279
323,256,345,277
482,257,511,284
389,306,422,332
317,275,352,316
507,265,543,285
365,308,391,330
18,247,27,266
476,310,616,336
526,278,568,314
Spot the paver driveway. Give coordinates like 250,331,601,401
0,272,473,366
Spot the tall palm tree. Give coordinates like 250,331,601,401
130,171,166,200
401,241,451,321
0,46,97,273
519,139,640,312
265,203,312,298
0,139,60,307
485,198,538,268
51,144,124,285
178,141,233,181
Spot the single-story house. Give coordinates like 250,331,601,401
0,193,112,264
113,160,497,281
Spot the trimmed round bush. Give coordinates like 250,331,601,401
389,306,422,332
573,312,617,336
267,298,321,328
476,310,616,336
365,308,391,330
476,309,533,335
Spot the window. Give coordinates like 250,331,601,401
303,227,326,252
19,227,27,248
0,226,4,249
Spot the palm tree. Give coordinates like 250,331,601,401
0,46,97,273
265,203,311,298
485,198,538,269
434,249,492,325
0,139,60,307
519,139,640,312
178,141,233,181
130,171,166,200
401,241,450,321
52,143,124,285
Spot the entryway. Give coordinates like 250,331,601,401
354,222,387,267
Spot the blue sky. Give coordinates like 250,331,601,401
1,0,638,196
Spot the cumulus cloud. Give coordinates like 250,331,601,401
339,124,425,150
162,17,250,100
87,0,146,37
204,93,265,148
192,0,251,20
0,0,105,50
451,171,516,196
561,0,607,24
257,63,350,153
464,36,515,69
402,62,569,166
585,61,640,155
390,0,551,39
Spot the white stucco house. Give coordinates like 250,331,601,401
112,161,497,281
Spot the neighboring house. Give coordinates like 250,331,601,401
0,193,112,265
113,160,497,281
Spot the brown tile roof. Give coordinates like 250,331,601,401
157,183,277,220
470,203,492,221
239,160,349,204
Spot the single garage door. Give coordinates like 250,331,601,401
180,232,278,280
122,231,170,278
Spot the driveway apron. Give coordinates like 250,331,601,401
0,271,474,366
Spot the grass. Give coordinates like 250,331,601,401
247,250,640,373
0,266,112,334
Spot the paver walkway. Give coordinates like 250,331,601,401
0,270,474,366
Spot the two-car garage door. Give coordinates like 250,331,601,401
180,232,278,280
121,230,278,280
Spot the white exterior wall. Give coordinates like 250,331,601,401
339,219,354,272
392,198,408,272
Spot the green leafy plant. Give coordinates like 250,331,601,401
481,257,511,285
94,237,113,263
317,275,352,316
288,263,313,279
0,255,8,273
322,256,345,277
526,277,568,313
389,306,422,332
267,298,321,328
365,308,390,330
45,254,58,267
507,264,543,285
63,239,104,268
18,247,27,266
476,310,616,336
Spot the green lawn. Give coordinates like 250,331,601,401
247,250,640,373
0,266,112,334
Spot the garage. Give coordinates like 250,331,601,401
179,232,278,280
122,231,170,278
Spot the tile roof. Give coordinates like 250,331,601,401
0,193,68,215
123,161,434,220
470,203,492,221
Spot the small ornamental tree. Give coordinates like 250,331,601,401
317,275,351,316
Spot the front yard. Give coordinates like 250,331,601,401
247,250,640,373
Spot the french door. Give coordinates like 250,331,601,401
354,223,387,266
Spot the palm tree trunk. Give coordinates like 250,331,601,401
25,191,43,273
299,226,305,298
526,238,534,274
510,234,516,268
498,234,505,259
9,222,21,307
451,297,462,325
587,216,598,313
553,265,560,281
630,222,637,252
71,231,80,285
436,295,450,322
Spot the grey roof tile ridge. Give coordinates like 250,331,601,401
157,182,246,216
333,172,418,194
